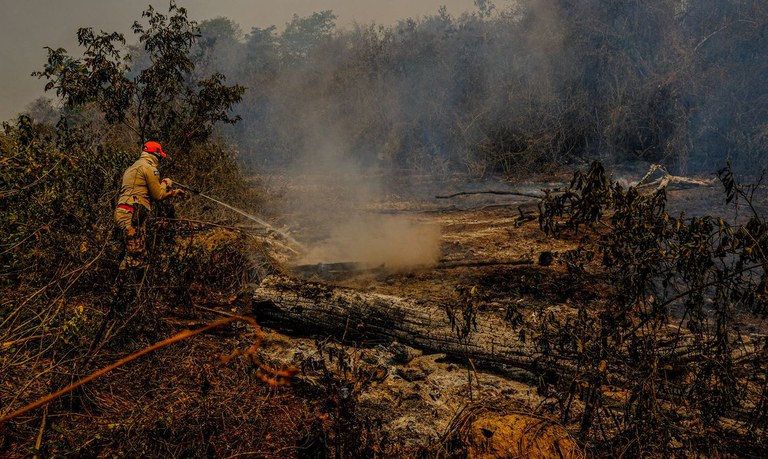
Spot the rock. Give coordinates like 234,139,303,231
467,413,583,459
389,340,422,364
396,353,443,382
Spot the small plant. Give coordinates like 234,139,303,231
301,339,387,458
446,285,481,399
538,161,616,236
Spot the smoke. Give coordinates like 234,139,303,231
272,102,441,269
299,214,441,268
227,2,571,268
283,165,444,270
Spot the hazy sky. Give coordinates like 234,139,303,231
0,0,479,122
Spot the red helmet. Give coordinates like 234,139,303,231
142,141,166,158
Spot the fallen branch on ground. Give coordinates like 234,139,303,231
437,259,534,269
436,190,545,199
0,315,296,425
635,164,715,189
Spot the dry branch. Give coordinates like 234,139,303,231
437,259,534,269
635,164,715,190
436,190,545,199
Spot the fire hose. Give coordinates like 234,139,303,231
171,180,305,252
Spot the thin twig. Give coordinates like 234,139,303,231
32,407,47,459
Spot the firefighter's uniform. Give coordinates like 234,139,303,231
115,143,176,269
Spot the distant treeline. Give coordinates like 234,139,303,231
33,1,768,177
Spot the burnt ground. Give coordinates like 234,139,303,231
240,172,613,454
249,169,768,456
4,169,765,458
251,182,595,456
3,179,585,458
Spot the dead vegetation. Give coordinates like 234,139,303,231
4,146,768,457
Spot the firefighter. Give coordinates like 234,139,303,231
114,141,187,269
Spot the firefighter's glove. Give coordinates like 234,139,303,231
161,178,173,193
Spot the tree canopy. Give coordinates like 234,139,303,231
33,2,244,153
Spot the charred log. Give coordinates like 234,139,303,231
251,275,565,376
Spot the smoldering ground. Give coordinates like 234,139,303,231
298,213,440,268
275,121,441,270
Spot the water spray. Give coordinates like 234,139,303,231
172,180,305,252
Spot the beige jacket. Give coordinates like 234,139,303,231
117,152,172,210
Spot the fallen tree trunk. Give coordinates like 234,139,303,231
251,275,556,375
251,275,766,434
251,276,754,392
